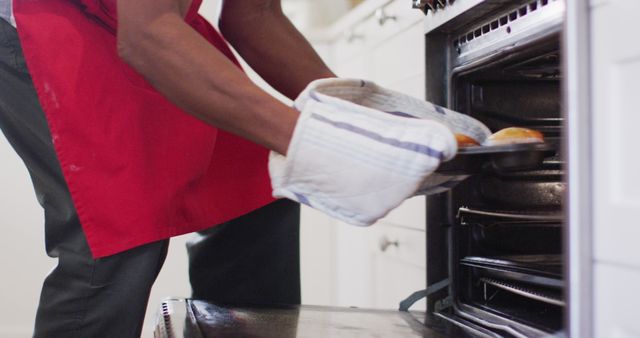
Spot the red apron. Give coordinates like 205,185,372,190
13,0,275,258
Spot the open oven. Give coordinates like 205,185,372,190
417,0,567,337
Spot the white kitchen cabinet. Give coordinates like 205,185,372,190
589,0,640,337
379,195,426,230
591,0,640,271
369,23,425,86
333,222,426,310
594,264,640,338
369,224,427,310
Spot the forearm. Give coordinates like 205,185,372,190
116,0,297,155
219,1,335,100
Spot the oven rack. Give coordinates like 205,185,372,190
460,255,563,289
465,219,561,228
450,302,554,338
472,109,563,137
457,207,563,223
457,300,563,337
472,108,562,127
457,207,564,257
433,311,505,338
501,50,561,79
480,277,565,307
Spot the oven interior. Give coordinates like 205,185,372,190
424,2,566,337
453,39,564,332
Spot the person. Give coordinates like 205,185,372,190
0,0,486,337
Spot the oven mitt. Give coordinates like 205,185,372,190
290,78,492,196
269,80,458,226
303,78,491,143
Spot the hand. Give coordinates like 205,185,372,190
269,79,459,226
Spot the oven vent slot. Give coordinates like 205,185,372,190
480,278,565,307
453,0,558,49
452,0,563,65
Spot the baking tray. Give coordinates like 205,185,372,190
437,142,557,174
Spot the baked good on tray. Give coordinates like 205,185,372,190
483,127,544,146
455,133,481,147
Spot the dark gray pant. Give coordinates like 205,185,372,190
0,19,299,338
188,198,301,306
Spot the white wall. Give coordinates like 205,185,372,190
0,133,52,338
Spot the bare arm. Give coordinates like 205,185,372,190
219,0,335,100
116,0,298,155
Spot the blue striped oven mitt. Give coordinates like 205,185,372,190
269,79,491,226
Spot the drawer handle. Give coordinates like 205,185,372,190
345,29,364,43
379,236,399,252
375,8,397,26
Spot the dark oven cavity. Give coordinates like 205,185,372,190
422,1,565,337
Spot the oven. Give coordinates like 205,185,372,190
415,0,567,337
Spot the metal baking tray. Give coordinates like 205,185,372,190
437,142,557,174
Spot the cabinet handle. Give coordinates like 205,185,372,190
379,236,399,252
345,29,364,43
375,8,397,26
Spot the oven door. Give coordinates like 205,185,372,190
154,298,470,338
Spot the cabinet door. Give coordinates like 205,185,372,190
594,265,640,338
372,20,427,231
331,18,373,74
591,1,640,337
370,224,426,311
591,0,640,270
379,195,426,230
334,222,426,311
370,22,426,87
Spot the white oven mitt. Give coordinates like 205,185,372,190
305,79,491,143
269,79,458,226
287,79,492,197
